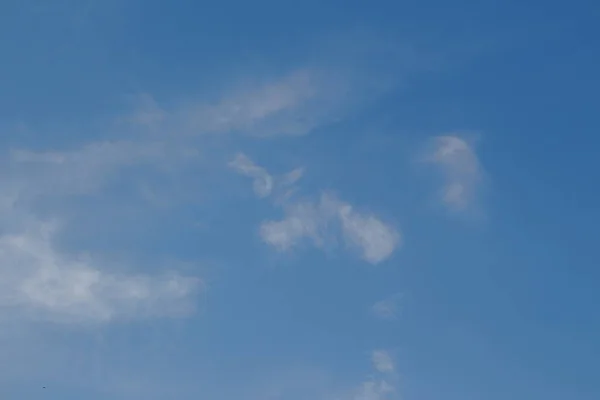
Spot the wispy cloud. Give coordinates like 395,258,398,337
228,152,304,202
423,135,484,213
230,154,400,264
228,153,275,198
128,70,345,137
10,140,199,197
371,293,403,321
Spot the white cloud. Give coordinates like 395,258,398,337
259,201,327,251
0,215,200,324
371,293,402,321
338,205,400,264
424,135,483,212
260,193,399,264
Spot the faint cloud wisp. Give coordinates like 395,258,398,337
128,70,345,137
0,140,203,325
371,293,403,321
423,135,484,213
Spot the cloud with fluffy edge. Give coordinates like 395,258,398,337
229,153,401,264
0,140,203,325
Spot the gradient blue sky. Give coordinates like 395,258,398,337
1,1,599,399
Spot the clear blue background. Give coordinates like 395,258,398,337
0,0,599,399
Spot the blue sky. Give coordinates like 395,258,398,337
1,0,599,399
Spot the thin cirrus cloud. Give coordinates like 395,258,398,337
229,153,401,265
424,135,484,213
129,69,344,137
